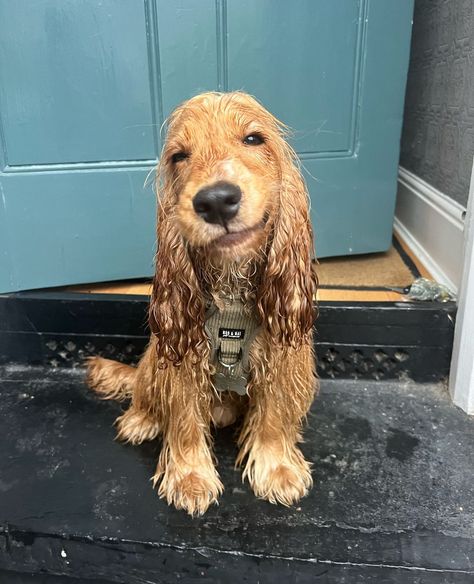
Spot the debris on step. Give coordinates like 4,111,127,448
388,277,454,302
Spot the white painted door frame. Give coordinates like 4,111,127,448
450,158,474,414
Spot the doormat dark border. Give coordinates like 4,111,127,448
0,292,455,382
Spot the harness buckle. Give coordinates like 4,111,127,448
217,345,243,373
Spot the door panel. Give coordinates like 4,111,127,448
0,0,414,292
0,1,156,166
1,170,154,289
0,0,159,292
227,0,360,155
226,0,414,258
302,0,415,257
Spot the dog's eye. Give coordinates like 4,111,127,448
243,133,265,146
171,151,189,164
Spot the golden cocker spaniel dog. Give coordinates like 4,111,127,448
87,91,318,516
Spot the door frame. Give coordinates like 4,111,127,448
450,157,474,414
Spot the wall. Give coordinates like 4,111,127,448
400,0,474,207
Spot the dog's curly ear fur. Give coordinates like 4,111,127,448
149,161,207,367
257,139,318,347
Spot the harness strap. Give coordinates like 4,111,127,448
205,296,260,395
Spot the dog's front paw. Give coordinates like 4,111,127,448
115,408,160,445
243,448,313,506
154,463,223,516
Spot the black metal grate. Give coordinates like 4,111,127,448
41,335,416,382
317,345,410,380
43,337,145,369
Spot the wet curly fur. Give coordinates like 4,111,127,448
87,92,318,516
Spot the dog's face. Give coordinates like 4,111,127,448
161,92,287,260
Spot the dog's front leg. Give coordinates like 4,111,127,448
237,339,317,505
153,361,223,516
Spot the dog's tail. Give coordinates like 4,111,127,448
86,356,136,401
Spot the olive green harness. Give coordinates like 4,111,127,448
205,296,260,395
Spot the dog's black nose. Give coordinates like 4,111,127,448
193,181,241,226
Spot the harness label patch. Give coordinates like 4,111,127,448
219,327,245,340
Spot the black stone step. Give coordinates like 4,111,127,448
0,367,473,583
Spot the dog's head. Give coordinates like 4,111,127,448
151,92,317,364
160,92,285,260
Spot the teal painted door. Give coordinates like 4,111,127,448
0,0,414,293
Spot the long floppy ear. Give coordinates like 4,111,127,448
257,140,318,347
149,160,206,367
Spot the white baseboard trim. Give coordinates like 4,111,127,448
394,167,466,294
393,217,460,293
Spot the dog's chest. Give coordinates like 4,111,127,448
205,295,260,395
